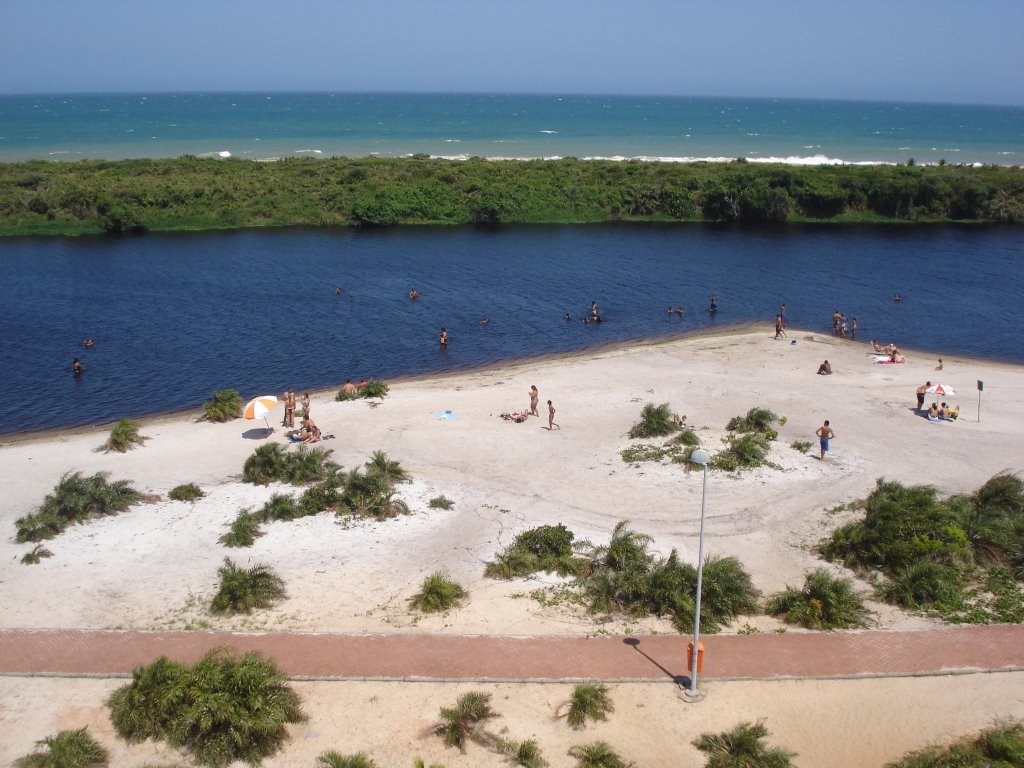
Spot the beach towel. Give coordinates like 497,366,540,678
433,410,459,420
928,416,943,423
874,356,904,364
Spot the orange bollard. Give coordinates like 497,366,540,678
687,641,705,674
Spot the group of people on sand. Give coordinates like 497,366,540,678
831,310,857,339
915,380,959,422
501,384,559,430
872,340,906,363
282,387,320,443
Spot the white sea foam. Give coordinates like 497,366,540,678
444,139,460,142
218,150,231,158
540,130,557,134
294,149,322,154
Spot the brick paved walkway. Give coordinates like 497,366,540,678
1,625,1022,682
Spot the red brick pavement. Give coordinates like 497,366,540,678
1,625,1021,682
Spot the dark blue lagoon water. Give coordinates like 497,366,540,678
1,225,1022,435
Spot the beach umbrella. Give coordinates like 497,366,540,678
243,395,278,433
925,384,957,398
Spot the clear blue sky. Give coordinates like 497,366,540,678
3,0,1022,105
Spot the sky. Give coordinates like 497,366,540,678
2,0,1022,105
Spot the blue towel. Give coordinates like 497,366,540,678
433,411,459,420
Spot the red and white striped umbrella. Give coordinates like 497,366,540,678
925,384,956,397
243,395,278,432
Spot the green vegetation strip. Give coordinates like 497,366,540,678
2,156,1022,236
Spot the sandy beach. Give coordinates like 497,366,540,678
2,326,1023,766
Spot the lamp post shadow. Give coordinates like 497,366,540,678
622,637,688,686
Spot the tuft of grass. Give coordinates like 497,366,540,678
565,683,614,729
202,389,242,423
790,440,812,455
568,742,633,768
317,752,378,768
628,402,678,439
886,718,1024,767
502,739,547,768
15,471,142,543
103,418,148,453
428,495,455,510
218,509,263,548
765,569,870,629
108,648,304,768
14,727,108,768
433,692,499,753
619,444,672,463
209,558,286,615
168,483,205,502
20,545,54,565
410,571,468,613
693,720,796,768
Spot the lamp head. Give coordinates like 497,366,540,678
690,448,710,466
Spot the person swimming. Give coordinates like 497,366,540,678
82,338,94,348
709,294,718,313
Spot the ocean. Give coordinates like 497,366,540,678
0,92,1021,166
1,224,1021,436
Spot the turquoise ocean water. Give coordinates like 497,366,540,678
1,92,1021,165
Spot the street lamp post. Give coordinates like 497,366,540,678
688,448,711,696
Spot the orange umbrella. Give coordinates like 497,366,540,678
243,395,278,432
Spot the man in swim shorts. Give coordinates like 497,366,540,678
915,381,931,411
815,420,835,460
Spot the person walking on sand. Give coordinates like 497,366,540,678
774,313,786,339
529,385,539,416
915,380,931,411
300,392,311,419
283,387,296,428
815,420,835,460
547,400,559,430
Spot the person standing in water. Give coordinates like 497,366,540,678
709,294,718,313
439,328,448,347
72,358,83,376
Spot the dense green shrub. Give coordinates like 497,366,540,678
317,752,378,768
710,434,773,471
338,468,408,519
242,444,337,485
765,569,870,629
886,718,1024,767
14,727,108,768
167,483,204,502
202,389,242,422
256,492,303,521
484,524,578,579
568,742,633,768
360,380,389,399
428,495,455,510
15,471,142,542
433,691,499,753
365,450,409,485
628,402,678,439
209,558,286,615
103,418,148,453
692,721,795,768
726,407,782,435
242,444,290,484
410,571,467,613
108,648,304,768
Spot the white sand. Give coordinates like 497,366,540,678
2,327,1023,764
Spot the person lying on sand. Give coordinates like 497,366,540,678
500,411,529,423
946,404,960,420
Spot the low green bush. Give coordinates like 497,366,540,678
726,407,782,435
565,683,614,729
484,524,578,579
202,389,242,423
15,471,142,543
365,450,409,485
790,440,812,455
108,648,304,768
255,492,302,522
693,720,795,768
568,742,633,768
338,468,408,519
886,718,1024,767
765,569,870,629
317,752,378,768
218,510,263,548
103,418,148,453
502,739,547,768
410,571,467,613
209,558,286,615
20,545,53,565
360,380,389,399
628,402,678,439
242,444,338,485
168,483,204,502
14,727,108,768
710,433,774,471
428,495,455,510
434,692,499,753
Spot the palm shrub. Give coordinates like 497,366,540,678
433,691,499,753
726,407,782,437
338,468,408,519
242,443,291,485
484,524,578,579
16,471,141,542
568,742,633,768
103,418,148,453
429,495,455,510
210,558,286,615
168,483,204,502
628,402,678,439
21,545,54,565
502,739,547,768
886,718,1024,767
876,562,963,609
298,473,345,516
675,555,760,633
218,510,263,547
202,389,242,422
710,434,772,471
317,752,378,768
108,649,304,768
14,727,108,768
366,450,410,485
565,683,614,729
765,569,870,629
256,492,302,522
410,571,467,613
960,472,1024,573
285,446,338,484
692,721,795,768
360,380,389,399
